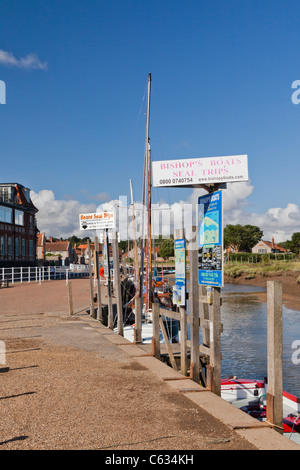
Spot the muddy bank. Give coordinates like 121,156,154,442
224,271,300,312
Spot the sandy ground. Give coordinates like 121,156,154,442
224,271,300,312
0,278,257,451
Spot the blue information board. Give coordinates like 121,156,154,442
173,238,186,306
198,190,223,287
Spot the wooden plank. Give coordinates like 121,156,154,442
158,307,180,322
87,239,95,318
152,302,160,359
104,229,113,330
180,304,188,376
266,280,283,434
189,225,200,383
67,281,74,316
209,287,221,396
134,293,142,344
112,231,123,336
186,340,210,357
199,294,211,305
159,316,178,371
94,237,103,323
200,285,210,349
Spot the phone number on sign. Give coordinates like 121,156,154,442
159,178,193,185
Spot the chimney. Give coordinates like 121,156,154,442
272,237,275,248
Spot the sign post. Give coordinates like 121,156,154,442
151,154,249,392
104,228,113,329
87,239,95,318
198,189,223,288
174,228,187,376
94,236,102,322
173,237,186,307
79,211,115,327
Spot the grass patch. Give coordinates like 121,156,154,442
224,260,300,278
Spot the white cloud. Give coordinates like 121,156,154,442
31,190,97,238
237,203,300,243
31,185,300,244
0,50,47,70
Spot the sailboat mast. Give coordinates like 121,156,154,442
140,73,151,316
129,179,139,288
145,73,151,313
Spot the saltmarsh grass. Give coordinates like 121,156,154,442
224,259,300,279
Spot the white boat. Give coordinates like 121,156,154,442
221,377,300,445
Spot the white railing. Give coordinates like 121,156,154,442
0,265,89,285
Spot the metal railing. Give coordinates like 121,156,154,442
0,265,89,285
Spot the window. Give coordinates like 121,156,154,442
0,186,12,203
29,240,34,258
22,239,26,257
258,248,267,254
15,210,24,226
0,236,5,255
0,206,12,223
8,237,12,256
15,238,19,256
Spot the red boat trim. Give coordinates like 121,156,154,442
283,390,300,404
221,379,265,389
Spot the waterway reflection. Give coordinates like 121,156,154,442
221,284,300,397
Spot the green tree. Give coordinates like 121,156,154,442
159,238,174,259
224,224,244,250
290,232,300,254
68,235,80,246
224,224,263,252
239,225,263,252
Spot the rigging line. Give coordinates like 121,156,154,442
129,82,148,166
148,80,172,212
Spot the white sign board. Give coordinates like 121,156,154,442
152,155,248,187
79,212,115,231
98,231,120,243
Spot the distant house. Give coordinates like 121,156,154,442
252,237,286,254
77,241,112,264
36,232,46,262
224,244,239,254
45,238,77,265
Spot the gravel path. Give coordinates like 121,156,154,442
0,278,257,450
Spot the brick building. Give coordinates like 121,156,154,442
0,183,39,267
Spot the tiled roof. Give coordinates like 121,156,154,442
260,240,286,252
45,241,70,252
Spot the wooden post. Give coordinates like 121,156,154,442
104,229,114,329
94,236,103,323
266,280,283,433
67,281,74,316
189,225,200,383
88,239,95,318
112,231,123,336
134,290,142,344
174,228,187,376
208,287,222,396
152,302,160,359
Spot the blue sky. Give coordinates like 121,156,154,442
1,0,300,240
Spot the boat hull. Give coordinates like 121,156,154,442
221,377,300,445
